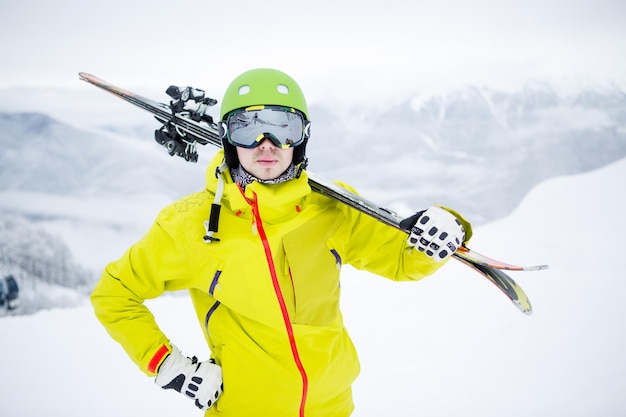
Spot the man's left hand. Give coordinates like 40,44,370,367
407,206,466,262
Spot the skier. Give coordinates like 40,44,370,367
0,277,5,308
2,275,19,310
91,68,471,417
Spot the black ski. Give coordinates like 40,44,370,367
79,72,547,315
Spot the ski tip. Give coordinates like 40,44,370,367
513,299,533,316
510,265,550,271
78,72,98,83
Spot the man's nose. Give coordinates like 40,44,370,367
257,137,277,149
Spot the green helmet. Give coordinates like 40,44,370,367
220,68,309,120
219,68,311,168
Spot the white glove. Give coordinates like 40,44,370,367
155,345,223,411
407,206,465,262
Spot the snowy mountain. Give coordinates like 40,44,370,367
1,156,624,417
0,81,625,316
0,112,207,197
307,82,626,222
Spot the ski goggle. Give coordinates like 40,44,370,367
219,105,311,149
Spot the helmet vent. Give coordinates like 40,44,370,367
238,85,250,95
277,84,289,94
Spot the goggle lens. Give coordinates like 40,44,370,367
222,106,309,149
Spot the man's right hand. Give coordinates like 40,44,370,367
155,344,223,411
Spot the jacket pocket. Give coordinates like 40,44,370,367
282,243,342,326
282,209,346,326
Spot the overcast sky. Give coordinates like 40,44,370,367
1,0,625,105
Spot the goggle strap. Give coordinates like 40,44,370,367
218,121,227,139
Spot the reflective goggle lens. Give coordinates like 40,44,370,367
223,106,308,149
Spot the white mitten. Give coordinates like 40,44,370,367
155,345,223,411
407,206,465,262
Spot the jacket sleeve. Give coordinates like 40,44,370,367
90,206,188,376
333,182,448,282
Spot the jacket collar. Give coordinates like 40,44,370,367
205,151,311,224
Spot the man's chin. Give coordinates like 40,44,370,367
252,167,280,180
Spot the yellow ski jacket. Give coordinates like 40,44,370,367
91,151,447,417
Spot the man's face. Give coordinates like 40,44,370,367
235,139,294,180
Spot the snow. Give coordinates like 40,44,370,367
1,157,625,416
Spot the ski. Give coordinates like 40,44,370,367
453,255,533,314
456,247,548,272
78,72,546,315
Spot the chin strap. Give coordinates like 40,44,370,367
295,157,308,179
203,161,228,243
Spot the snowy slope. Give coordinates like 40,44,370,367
1,157,624,417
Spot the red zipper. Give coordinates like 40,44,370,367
239,186,309,416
